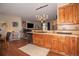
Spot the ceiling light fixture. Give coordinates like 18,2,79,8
36,5,48,10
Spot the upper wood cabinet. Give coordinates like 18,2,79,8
58,4,79,24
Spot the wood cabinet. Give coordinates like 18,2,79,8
51,35,59,51
77,37,79,55
58,7,65,24
33,34,52,49
77,4,79,23
57,36,65,52
58,4,79,24
63,36,77,56
32,33,79,55
44,35,52,49
32,34,44,47
32,34,38,45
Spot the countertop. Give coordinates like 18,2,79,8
27,31,79,37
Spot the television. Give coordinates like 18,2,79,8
27,23,34,28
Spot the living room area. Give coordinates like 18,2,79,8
0,3,57,56
0,15,59,56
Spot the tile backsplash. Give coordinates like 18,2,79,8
58,24,79,30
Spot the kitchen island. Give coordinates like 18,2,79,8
31,31,79,56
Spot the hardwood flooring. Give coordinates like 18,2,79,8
0,39,63,56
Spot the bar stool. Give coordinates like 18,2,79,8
5,32,11,48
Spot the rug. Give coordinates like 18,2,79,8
19,44,49,56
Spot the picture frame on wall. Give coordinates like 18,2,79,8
22,20,26,27
12,22,18,27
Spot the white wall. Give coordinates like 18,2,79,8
57,3,69,7
58,24,79,31
0,16,22,32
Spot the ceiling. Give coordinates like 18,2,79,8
0,3,57,21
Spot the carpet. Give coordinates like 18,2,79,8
19,44,49,56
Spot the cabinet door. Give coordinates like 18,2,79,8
72,5,77,24
38,34,44,47
68,4,78,24
65,36,77,56
77,4,79,24
44,37,48,48
64,6,68,23
36,34,41,46
51,35,59,51
58,8,62,24
42,35,51,49
64,5,73,24
64,36,72,55
51,36,55,51
77,37,79,55
46,35,52,49
67,6,72,24
44,35,48,48
59,7,65,24
70,37,77,55
69,5,73,23
33,34,40,45
58,36,65,52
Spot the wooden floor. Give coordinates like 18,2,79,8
0,39,63,56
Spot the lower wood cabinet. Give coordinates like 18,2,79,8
44,35,52,49
56,36,65,52
51,35,59,51
32,34,79,56
33,34,44,47
69,37,77,55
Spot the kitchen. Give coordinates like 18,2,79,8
0,3,79,56
31,3,79,56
